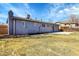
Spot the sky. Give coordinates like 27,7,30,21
0,3,79,23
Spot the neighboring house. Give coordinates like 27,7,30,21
56,19,79,31
56,20,79,29
8,10,59,35
56,22,79,28
56,14,79,29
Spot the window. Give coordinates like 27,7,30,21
47,24,50,27
75,23,79,26
22,21,26,28
65,24,66,25
42,24,45,27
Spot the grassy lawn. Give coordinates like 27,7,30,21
0,32,78,56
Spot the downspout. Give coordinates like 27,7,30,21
13,19,16,35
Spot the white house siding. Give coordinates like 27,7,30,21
40,24,53,33
15,20,26,35
14,20,41,34
70,24,76,28
13,19,59,35
26,22,53,34
25,22,40,34
53,24,59,32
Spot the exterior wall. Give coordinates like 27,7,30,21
15,20,26,35
59,23,77,28
14,20,41,35
40,24,50,33
26,22,40,34
12,19,59,35
60,24,70,27
9,16,14,35
60,24,65,27
53,24,59,32
8,10,14,35
70,24,76,28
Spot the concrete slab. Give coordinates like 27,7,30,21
52,32,73,35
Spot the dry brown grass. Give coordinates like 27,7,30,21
0,32,78,56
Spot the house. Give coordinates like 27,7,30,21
56,20,79,28
8,10,59,35
56,22,78,28
56,18,79,31
58,14,79,29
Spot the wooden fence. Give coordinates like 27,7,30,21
0,25,8,35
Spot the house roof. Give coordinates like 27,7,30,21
13,16,58,25
57,22,76,24
56,19,79,24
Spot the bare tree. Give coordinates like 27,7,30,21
69,14,78,23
